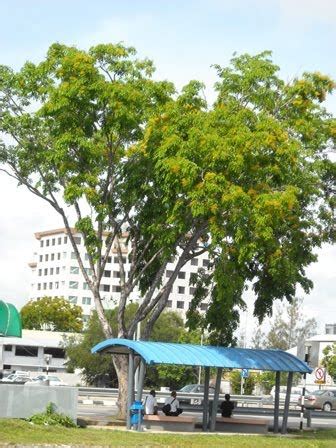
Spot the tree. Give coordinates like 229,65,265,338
264,298,317,350
230,370,255,395
1,46,335,416
21,296,83,332
64,305,199,389
322,343,336,381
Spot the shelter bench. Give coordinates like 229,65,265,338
144,415,197,432
215,416,270,434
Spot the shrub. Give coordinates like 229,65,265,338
27,402,76,427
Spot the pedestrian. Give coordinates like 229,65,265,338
220,393,234,417
143,389,158,415
162,390,183,416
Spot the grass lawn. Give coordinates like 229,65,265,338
0,420,336,447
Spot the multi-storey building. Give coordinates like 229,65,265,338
28,228,210,322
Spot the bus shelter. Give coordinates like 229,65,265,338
92,339,312,433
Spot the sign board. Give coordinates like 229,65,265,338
314,367,326,384
241,369,249,378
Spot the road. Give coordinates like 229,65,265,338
77,403,336,430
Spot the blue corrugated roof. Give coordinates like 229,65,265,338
91,338,312,373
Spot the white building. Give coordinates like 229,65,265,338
0,329,68,374
28,228,210,322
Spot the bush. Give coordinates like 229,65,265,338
27,402,76,428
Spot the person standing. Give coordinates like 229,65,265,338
163,390,183,416
220,393,234,417
143,389,158,415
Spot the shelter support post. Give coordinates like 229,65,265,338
281,371,293,434
136,358,146,401
126,351,135,430
273,371,280,433
202,366,210,431
210,367,222,431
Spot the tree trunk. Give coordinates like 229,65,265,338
113,354,129,419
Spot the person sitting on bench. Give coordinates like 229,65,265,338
220,393,234,417
163,390,183,416
144,389,158,415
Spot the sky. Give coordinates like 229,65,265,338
0,0,335,339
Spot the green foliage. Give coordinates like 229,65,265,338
21,296,83,332
322,344,336,381
27,402,76,427
229,370,255,395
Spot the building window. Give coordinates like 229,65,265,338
190,258,198,266
64,236,68,244
102,270,111,277
83,282,90,290
69,281,79,289
38,269,42,276
202,259,210,267
49,282,53,289
4,345,12,351
82,297,91,305
45,254,49,261
73,236,81,245
71,252,77,259
178,271,186,279
85,267,92,275
112,285,121,293
100,284,110,292
70,266,79,275
200,302,208,311
114,256,126,264
107,256,112,263
52,238,55,246
68,296,77,304
177,301,184,309
166,270,173,278
40,241,44,248
55,282,59,289
51,253,55,261
189,287,196,295
58,237,62,245
167,300,172,308
44,347,65,359
63,252,67,259
15,346,38,357
178,286,185,294
39,255,43,262
50,267,54,275
56,267,60,275
44,268,48,275
113,271,121,278
57,253,61,260
37,283,41,290
46,239,50,247
43,283,47,290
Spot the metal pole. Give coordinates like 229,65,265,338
281,371,293,434
127,351,134,430
202,366,210,431
210,367,222,431
136,359,146,401
273,371,280,434
300,353,309,431
198,334,204,384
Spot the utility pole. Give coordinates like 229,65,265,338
299,352,310,431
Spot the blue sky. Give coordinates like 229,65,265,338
0,0,335,338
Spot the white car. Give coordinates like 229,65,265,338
1,373,31,383
26,375,67,386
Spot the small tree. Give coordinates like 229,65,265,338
21,296,82,332
322,343,336,381
230,370,255,395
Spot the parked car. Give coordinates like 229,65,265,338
1,373,31,383
179,384,216,405
26,375,67,386
299,389,336,412
270,386,308,403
